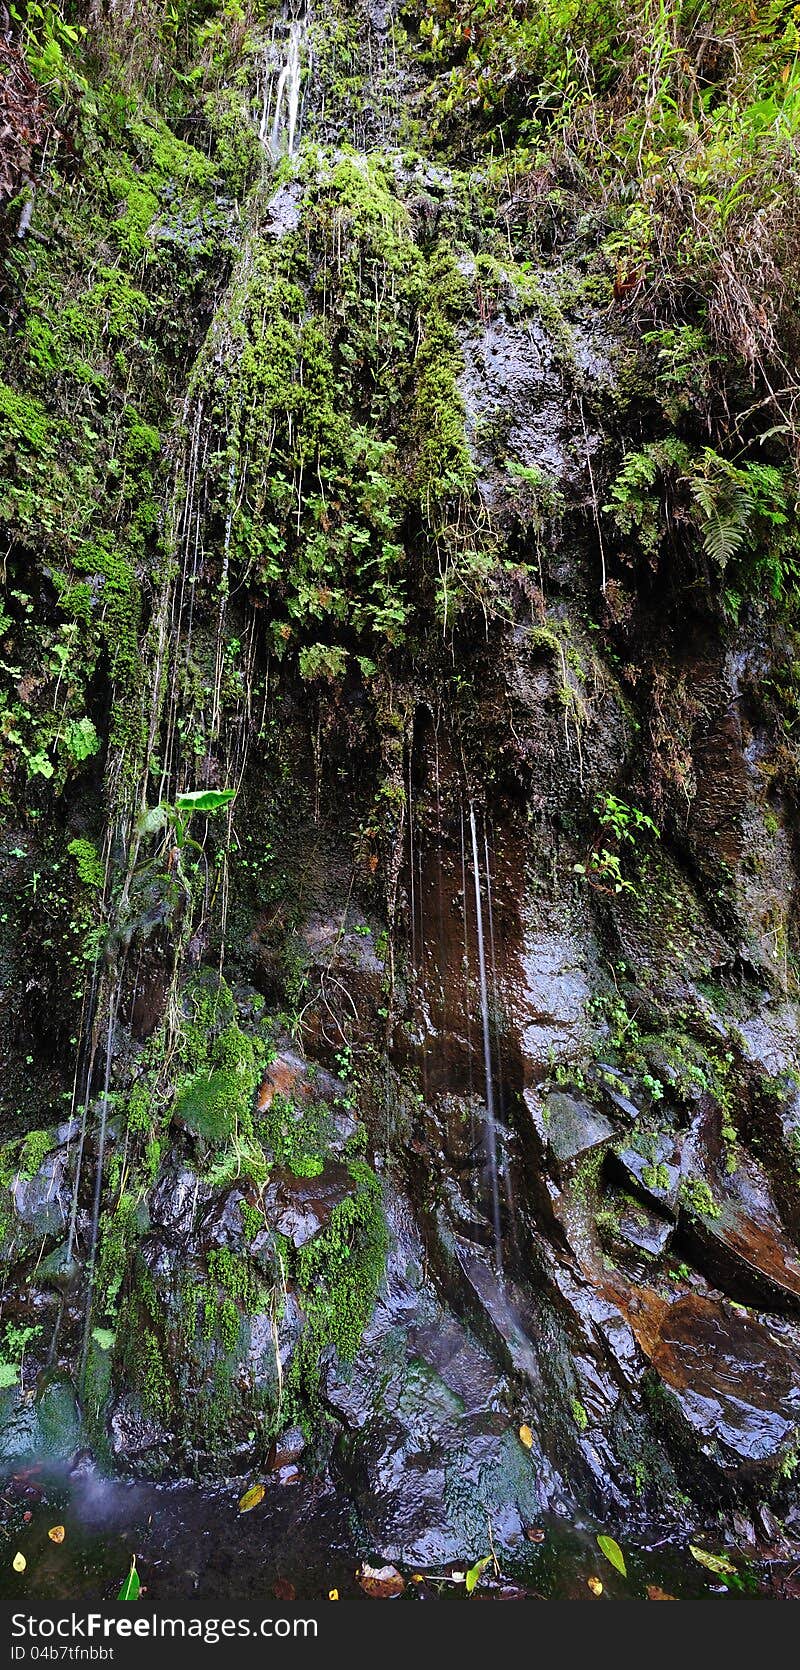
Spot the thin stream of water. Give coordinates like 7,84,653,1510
469,803,502,1266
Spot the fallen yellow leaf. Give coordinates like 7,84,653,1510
48,1526,66,1544
588,1575,603,1595
519,1423,534,1449
238,1483,265,1514
328,1589,339,1601
12,1553,26,1574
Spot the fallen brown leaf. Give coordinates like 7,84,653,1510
357,1562,405,1599
273,1578,296,1604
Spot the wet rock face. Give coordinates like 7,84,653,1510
631,1290,800,1473
680,1108,800,1314
457,272,616,517
262,1164,355,1250
517,926,595,1071
531,1091,614,1178
325,1189,552,1561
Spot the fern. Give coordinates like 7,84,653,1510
687,451,755,569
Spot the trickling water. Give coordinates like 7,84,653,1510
459,805,475,1139
260,15,306,161
484,822,515,1226
469,804,502,1267
79,983,121,1384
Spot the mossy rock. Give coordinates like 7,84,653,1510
0,1377,80,1463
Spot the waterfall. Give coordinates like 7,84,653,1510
469,804,502,1267
259,15,306,161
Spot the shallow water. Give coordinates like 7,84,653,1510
0,1464,782,1602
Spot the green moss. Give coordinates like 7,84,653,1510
67,838,104,892
258,1092,336,1178
174,1068,248,1147
286,1160,387,1421
570,1397,589,1431
679,1177,721,1221
641,1162,670,1193
0,1127,55,1188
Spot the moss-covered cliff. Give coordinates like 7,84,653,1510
2,0,800,1562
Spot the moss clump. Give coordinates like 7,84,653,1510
258,1092,338,1178
116,1261,175,1424
571,1397,589,1431
203,1247,264,1355
286,1160,387,1422
174,1068,247,1147
679,1177,721,1221
67,838,104,892
0,1127,54,1187
170,978,268,1151
641,1162,671,1193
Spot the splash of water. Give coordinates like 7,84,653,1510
469,803,502,1267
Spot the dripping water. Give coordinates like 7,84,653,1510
469,803,502,1267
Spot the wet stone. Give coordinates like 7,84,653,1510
645,1292,800,1471
610,1131,682,1217
681,1109,800,1313
261,1164,354,1249
535,1091,614,1177
605,1195,674,1260
12,1148,71,1242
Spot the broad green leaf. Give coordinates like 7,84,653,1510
597,1534,627,1577
118,1557,141,1602
174,789,236,815
238,1483,266,1513
465,1555,492,1595
91,1328,115,1352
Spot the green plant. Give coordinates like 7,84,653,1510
139,788,237,853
